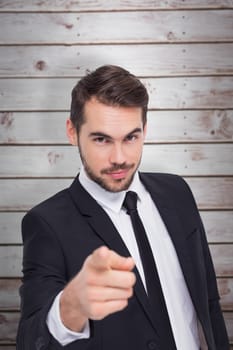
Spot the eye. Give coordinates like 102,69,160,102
125,134,138,142
93,136,110,144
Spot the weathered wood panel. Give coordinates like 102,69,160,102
141,144,233,176
200,211,233,243
1,110,233,144
0,277,232,311
0,179,72,211
0,0,232,11
0,11,232,44
0,213,24,244
0,211,232,245
1,77,233,111
0,247,23,278
218,279,233,311
1,44,233,77
146,110,233,143
210,245,233,277
0,177,232,211
0,244,232,278
0,280,20,310
0,112,67,145
0,312,18,344
0,311,232,344
225,312,233,344
0,144,232,177
185,177,233,210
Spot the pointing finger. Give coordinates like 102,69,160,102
90,246,135,272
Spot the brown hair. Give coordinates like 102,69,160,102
70,65,149,132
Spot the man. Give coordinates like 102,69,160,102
17,65,229,349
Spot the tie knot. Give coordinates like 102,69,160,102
123,191,138,214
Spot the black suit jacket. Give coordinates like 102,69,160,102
17,173,229,350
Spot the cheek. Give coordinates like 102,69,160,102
127,143,143,160
84,145,109,167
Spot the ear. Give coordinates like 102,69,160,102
66,119,78,146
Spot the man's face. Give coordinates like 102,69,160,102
76,97,146,192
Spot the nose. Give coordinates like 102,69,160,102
109,143,126,165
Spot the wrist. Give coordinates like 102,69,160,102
60,289,88,332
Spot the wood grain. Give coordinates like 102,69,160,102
0,279,20,310
0,44,233,78
1,110,233,144
210,245,233,277
200,211,233,243
0,0,232,11
0,213,24,244
224,312,233,344
1,77,233,111
185,177,233,210
0,11,232,44
218,279,233,311
0,312,19,344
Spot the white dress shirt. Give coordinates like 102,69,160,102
47,168,200,349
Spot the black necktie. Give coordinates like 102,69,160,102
123,191,176,348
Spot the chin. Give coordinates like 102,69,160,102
106,177,133,193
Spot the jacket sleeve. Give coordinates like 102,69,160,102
16,211,97,350
181,176,229,350
199,218,230,350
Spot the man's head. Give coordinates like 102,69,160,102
67,65,149,192
70,65,148,133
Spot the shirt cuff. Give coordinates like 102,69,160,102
46,290,90,346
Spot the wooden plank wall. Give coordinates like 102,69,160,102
0,0,233,347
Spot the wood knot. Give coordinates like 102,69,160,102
0,112,14,128
47,151,63,165
65,23,74,29
35,60,46,71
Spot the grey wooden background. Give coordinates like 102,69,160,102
0,0,233,348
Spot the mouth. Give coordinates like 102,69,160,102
107,169,129,180
102,164,134,180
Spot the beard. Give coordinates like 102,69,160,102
79,146,140,193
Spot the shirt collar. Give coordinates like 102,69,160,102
79,166,145,213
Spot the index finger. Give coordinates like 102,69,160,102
90,246,135,272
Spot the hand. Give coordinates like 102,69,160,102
60,246,136,332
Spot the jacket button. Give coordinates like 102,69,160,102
147,340,157,349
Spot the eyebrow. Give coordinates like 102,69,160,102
89,128,142,140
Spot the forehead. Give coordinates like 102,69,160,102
83,97,143,133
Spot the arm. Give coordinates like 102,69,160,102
199,219,229,350
17,211,135,349
180,176,229,349
17,211,68,349
59,246,135,332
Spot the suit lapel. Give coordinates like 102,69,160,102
140,173,202,314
